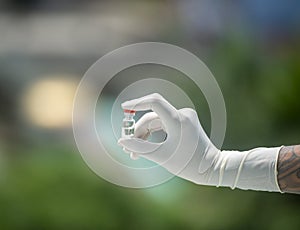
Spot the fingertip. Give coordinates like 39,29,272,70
121,100,136,111
130,152,140,160
117,139,122,146
118,137,128,144
123,147,131,154
121,101,128,109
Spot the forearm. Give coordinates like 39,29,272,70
277,145,300,194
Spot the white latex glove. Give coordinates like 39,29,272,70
118,93,282,192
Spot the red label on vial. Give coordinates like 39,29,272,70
123,109,136,114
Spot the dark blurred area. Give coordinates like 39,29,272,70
0,0,300,229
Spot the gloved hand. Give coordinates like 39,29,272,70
118,93,282,192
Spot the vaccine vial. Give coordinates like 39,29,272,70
122,109,136,138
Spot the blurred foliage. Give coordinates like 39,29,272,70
209,34,300,149
0,145,300,230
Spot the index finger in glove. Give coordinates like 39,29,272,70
121,93,178,129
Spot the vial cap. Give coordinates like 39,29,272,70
123,109,136,114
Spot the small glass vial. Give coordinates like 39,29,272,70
122,109,136,138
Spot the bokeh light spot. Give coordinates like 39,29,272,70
22,76,78,129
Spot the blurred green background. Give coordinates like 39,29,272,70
0,0,300,229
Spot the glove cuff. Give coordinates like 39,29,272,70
209,147,283,192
